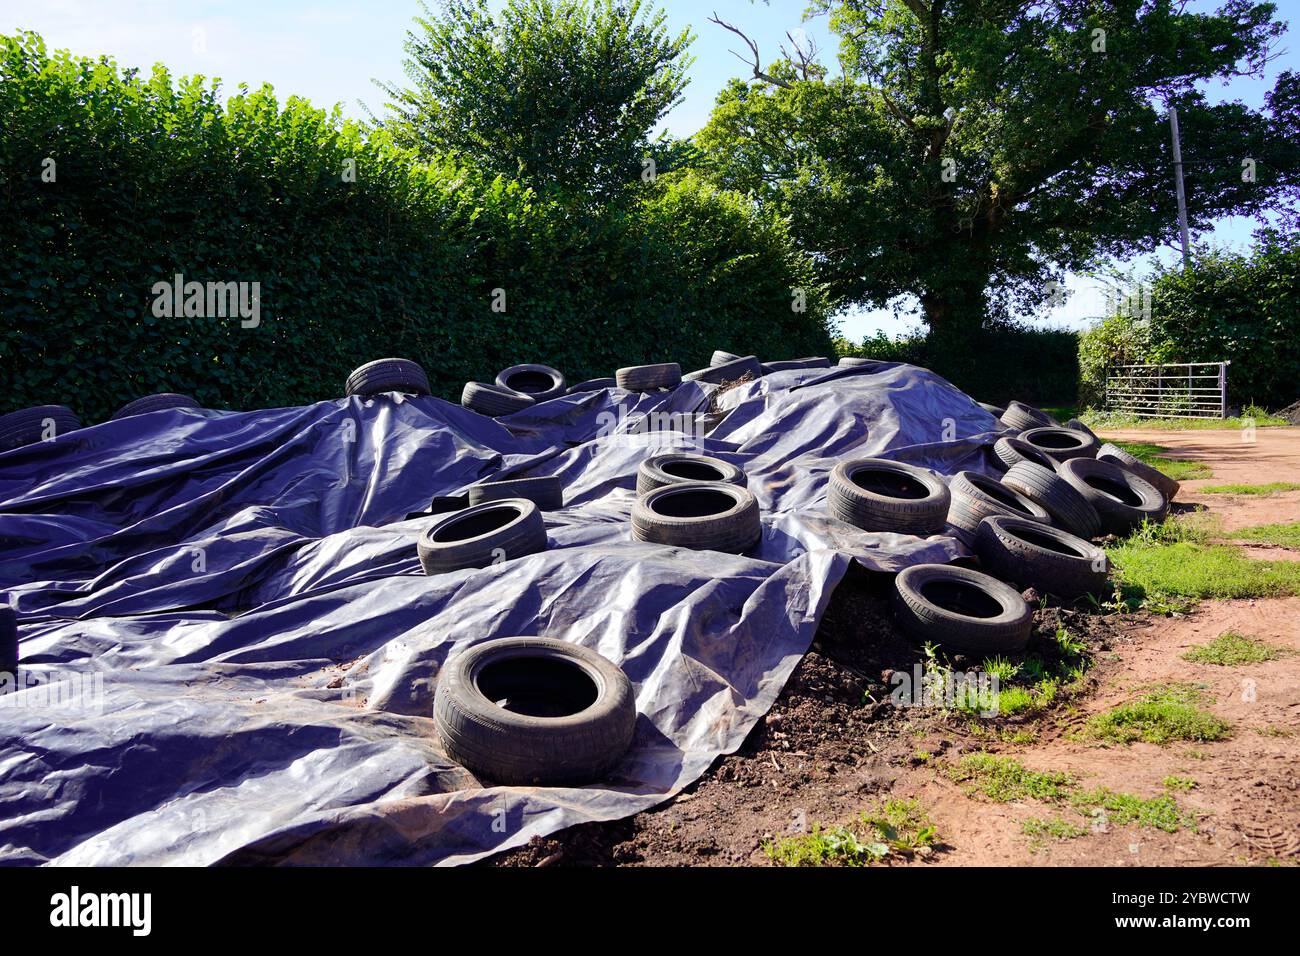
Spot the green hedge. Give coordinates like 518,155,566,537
0,33,833,421
1079,237,1300,413
835,326,1080,406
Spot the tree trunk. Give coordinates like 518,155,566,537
919,271,990,392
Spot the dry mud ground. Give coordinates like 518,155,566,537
490,426,1300,867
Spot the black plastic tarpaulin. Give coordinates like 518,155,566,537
0,362,1002,865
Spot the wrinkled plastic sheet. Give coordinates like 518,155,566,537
0,362,1003,865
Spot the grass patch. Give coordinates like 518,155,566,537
1110,440,1212,482
1182,631,1290,666
1082,407,1288,431
1162,775,1197,792
859,798,940,853
763,824,879,867
1070,787,1194,833
1235,522,1300,549
944,753,1075,802
1083,683,1231,746
1257,726,1295,738
1108,520,1300,604
941,625,1096,723
945,753,1197,834
1200,482,1300,496
764,799,939,867
1021,815,1088,849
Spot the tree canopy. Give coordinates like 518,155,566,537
383,0,693,202
697,0,1300,345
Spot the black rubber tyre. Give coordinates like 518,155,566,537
111,393,200,420
0,405,81,451
1019,425,1100,462
0,603,17,678
566,377,617,395
839,357,888,369
495,364,566,403
710,350,743,367
1096,442,1181,502
683,355,761,386
461,382,535,417
978,402,1006,417
345,358,431,397
1000,400,1055,431
990,436,1057,473
1057,457,1168,535
828,458,951,535
468,476,564,511
974,515,1110,599
945,471,1050,543
1001,461,1102,539
891,564,1033,654
1065,418,1099,442
636,452,746,495
417,499,547,574
433,636,636,785
761,357,831,373
631,481,761,553
615,363,681,392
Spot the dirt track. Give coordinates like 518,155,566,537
491,425,1300,867
1106,426,1300,535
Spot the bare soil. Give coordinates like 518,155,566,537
489,425,1300,867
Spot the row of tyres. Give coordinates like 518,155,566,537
455,351,840,416
0,351,838,450
849,399,1177,659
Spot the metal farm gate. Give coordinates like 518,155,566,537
1104,361,1229,419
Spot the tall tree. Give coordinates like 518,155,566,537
697,0,1299,351
383,0,693,202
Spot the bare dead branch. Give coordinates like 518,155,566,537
708,13,792,89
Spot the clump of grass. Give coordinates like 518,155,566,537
995,685,1036,716
764,799,939,867
764,824,881,867
1162,775,1197,792
944,753,1075,802
1069,788,1194,833
1182,631,1290,666
1110,441,1212,482
981,655,1019,683
859,798,940,853
1083,683,1231,746
959,627,1093,721
1257,726,1294,738
1021,816,1088,848
1200,482,1300,496
1235,522,1300,549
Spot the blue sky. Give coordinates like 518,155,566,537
4,0,1294,341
